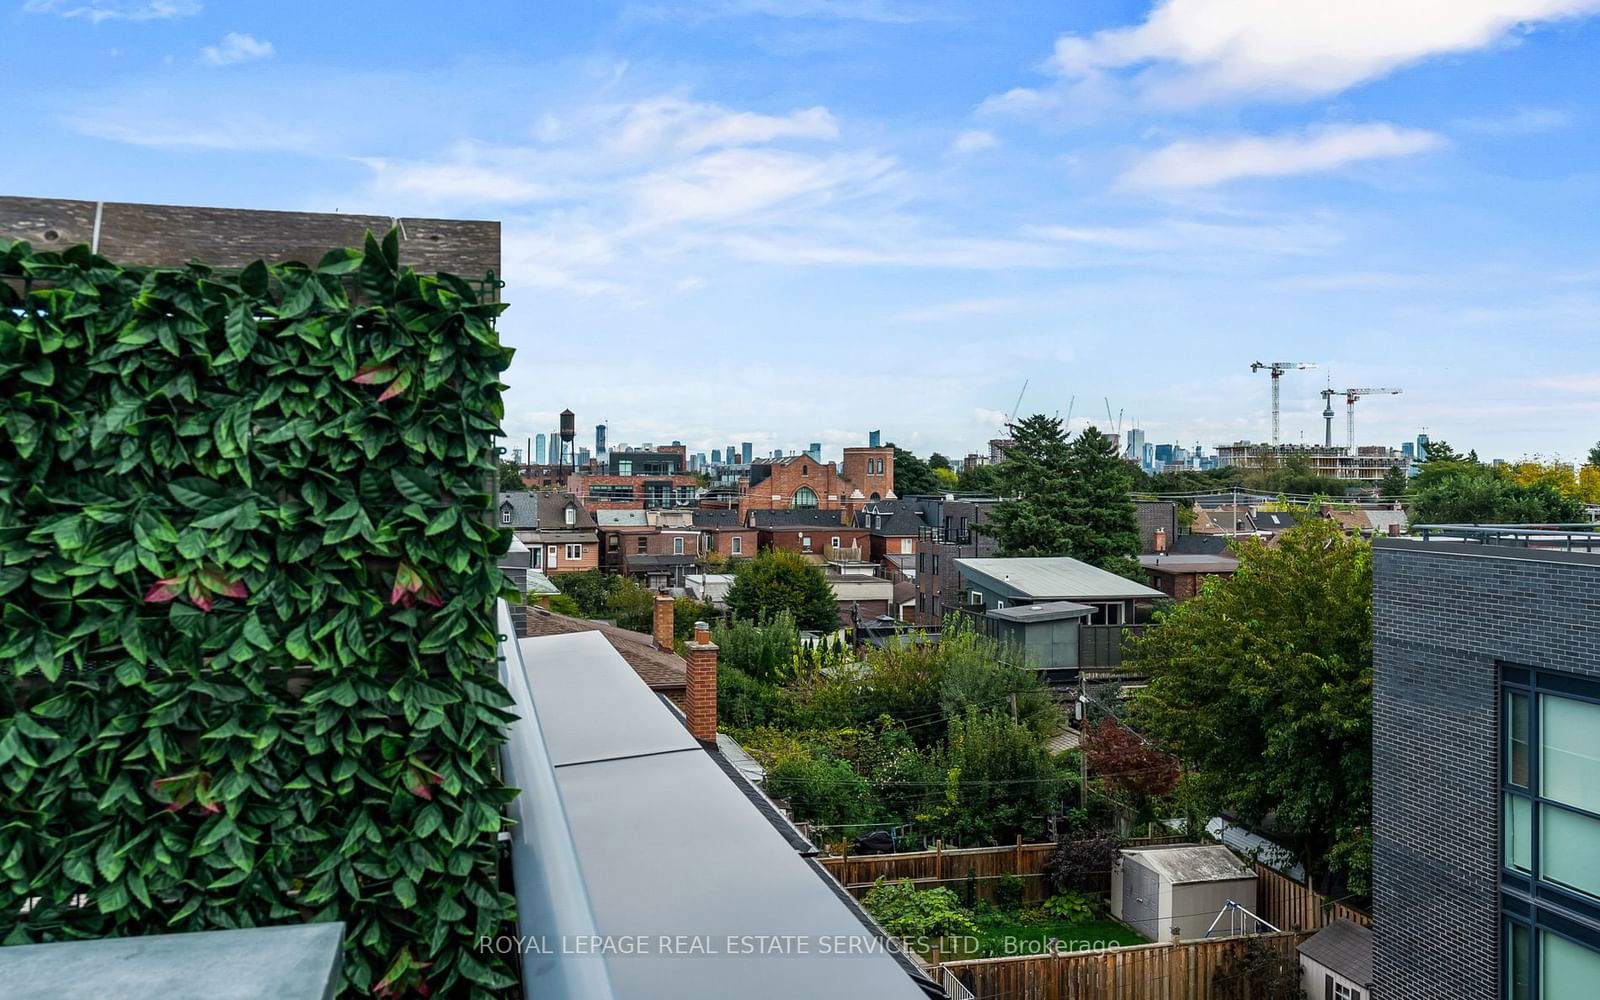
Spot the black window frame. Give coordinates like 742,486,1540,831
1500,662,1600,999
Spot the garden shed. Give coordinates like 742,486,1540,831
1110,845,1257,942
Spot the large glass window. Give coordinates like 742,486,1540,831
793,487,818,508
1542,930,1600,998
1541,697,1600,812
1507,921,1531,1000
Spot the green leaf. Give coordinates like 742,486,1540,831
21,356,54,386
170,478,226,508
225,303,258,360
391,468,437,505
317,247,364,274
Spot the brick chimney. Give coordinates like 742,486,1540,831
1388,521,1402,537
685,621,718,743
1153,527,1168,554
652,591,674,650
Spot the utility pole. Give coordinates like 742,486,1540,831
1077,675,1088,810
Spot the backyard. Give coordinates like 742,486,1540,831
862,878,1146,962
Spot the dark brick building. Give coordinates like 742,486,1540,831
1372,536,1600,1000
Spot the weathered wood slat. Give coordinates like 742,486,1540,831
0,195,500,278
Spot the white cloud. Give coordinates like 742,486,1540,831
641,0,954,23
1120,123,1444,189
630,148,896,226
989,0,1600,110
606,97,838,155
201,32,274,67
949,129,999,155
1454,107,1575,135
23,0,198,21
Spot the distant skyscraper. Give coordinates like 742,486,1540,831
808,442,822,461
1402,441,1415,460
1154,443,1174,465
535,434,546,465
774,448,784,458
869,430,882,448
1124,428,1146,463
595,424,607,457
1142,443,1154,470
576,447,591,467
712,449,722,464
1416,433,1430,462
741,442,753,464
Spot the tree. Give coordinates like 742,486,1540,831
552,569,612,618
1420,438,1462,463
1411,466,1585,524
1379,464,1409,500
928,452,952,470
1125,518,1372,894
925,708,1070,845
1062,426,1142,577
497,460,525,490
931,466,959,490
1081,718,1178,812
1043,831,1125,893
892,446,940,497
1588,441,1600,469
725,549,839,630
956,461,1004,495
978,414,1076,556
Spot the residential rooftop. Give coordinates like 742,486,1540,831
955,556,1164,602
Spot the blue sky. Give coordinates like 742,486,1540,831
6,1,1599,463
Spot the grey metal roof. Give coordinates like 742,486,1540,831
1297,919,1373,986
1123,845,1255,884
956,557,1164,601
519,632,698,767
987,600,1094,623
1139,554,1240,574
517,631,934,1000
526,571,559,596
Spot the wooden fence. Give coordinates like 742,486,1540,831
1251,863,1370,931
939,930,1314,1000
818,835,1192,904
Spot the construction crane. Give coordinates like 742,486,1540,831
1344,387,1402,451
1250,361,1316,446
1000,379,1029,436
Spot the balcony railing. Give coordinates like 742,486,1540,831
1079,623,1147,671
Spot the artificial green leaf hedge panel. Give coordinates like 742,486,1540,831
0,233,519,997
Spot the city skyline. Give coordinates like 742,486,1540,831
7,2,1599,461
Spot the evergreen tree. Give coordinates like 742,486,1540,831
978,414,1075,556
891,446,940,496
725,549,840,631
1062,426,1142,577
1380,464,1409,499
1588,441,1600,469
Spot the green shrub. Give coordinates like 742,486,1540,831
994,873,1026,910
605,576,654,633
1041,891,1098,923
0,233,517,997
552,569,612,617
862,879,978,939
545,592,582,616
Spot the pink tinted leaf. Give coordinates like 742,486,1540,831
219,578,248,599
192,593,213,613
144,579,181,603
352,363,396,385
